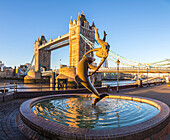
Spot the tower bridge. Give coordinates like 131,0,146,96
34,12,95,72
25,12,170,83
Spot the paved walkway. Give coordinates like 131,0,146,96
111,84,170,140
0,99,28,140
114,84,170,107
0,84,169,140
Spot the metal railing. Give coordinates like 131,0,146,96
0,81,78,93
96,67,170,71
0,78,166,95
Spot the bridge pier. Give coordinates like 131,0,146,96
24,71,42,83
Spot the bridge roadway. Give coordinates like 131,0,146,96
41,67,170,77
90,67,170,73
38,33,69,50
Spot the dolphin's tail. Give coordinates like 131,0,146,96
92,93,109,105
103,31,107,41
75,75,79,84
75,75,82,88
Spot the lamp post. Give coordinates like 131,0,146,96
116,59,120,93
138,62,140,88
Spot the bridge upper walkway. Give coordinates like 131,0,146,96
90,67,170,73
41,67,170,77
38,33,69,50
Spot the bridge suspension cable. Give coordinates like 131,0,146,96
150,59,170,65
80,34,99,49
80,33,170,68
108,51,143,67
30,55,35,67
150,59,170,67
19,55,35,75
80,33,143,67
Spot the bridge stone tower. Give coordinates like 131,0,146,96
69,12,95,67
34,35,51,71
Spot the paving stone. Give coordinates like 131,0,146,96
0,99,27,140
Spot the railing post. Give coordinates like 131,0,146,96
16,83,17,92
13,82,15,92
51,72,55,90
4,82,5,93
66,79,68,90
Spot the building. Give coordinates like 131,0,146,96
0,61,4,71
0,61,13,78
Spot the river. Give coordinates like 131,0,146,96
0,80,135,93
102,80,135,87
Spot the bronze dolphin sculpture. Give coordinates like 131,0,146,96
75,57,108,105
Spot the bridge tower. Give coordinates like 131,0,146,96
34,35,51,71
69,12,95,67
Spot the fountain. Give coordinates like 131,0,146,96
19,94,169,139
18,28,169,139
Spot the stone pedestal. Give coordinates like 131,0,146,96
24,71,41,83
56,66,77,89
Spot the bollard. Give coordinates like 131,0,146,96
106,85,112,92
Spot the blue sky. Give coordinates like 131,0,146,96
0,0,170,68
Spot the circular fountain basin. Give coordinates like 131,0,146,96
31,96,159,129
19,94,169,139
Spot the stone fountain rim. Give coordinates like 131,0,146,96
19,94,170,139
